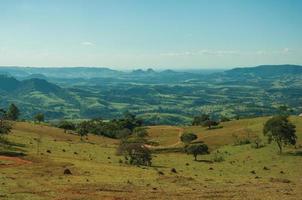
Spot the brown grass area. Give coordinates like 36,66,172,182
1,117,301,200
147,125,183,146
0,156,32,167
183,117,268,150
13,122,118,146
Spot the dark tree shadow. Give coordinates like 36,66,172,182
150,165,168,169
0,151,26,157
0,137,26,148
0,137,27,157
286,150,302,156
195,159,214,163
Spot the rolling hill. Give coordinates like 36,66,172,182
0,117,301,199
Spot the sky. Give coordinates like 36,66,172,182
0,0,302,70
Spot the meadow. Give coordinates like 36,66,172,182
1,117,301,199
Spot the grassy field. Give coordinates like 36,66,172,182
0,117,302,199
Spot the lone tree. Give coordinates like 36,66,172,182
34,113,45,123
0,109,12,137
117,142,152,166
192,114,220,129
77,121,90,140
180,133,197,145
186,143,209,161
6,103,20,121
263,115,297,153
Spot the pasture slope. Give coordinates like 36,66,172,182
0,117,302,199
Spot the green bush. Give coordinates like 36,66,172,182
212,151,225,162
251,136,265,149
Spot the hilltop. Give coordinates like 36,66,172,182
1,116,301,199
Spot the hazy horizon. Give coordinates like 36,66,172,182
1,0,302,69
1,64,301,72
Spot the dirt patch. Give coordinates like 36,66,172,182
269,177,291,183
0,155,32,167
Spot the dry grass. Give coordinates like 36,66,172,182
0,117,301,199
147,125,182,146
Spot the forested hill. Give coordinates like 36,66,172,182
0,65,301,124
0,75,64,94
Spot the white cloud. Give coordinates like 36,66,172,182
160,48,293,57
81,41,95,46
160,49,240,57
282,48,290,54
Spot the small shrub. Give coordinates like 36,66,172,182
171,168,177,173
64,169,72,175
158,171,164,175
212,151,225,162
232,134,252,146
251,136,265,149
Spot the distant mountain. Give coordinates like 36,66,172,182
17,78,64,94
0,65,301,124
0,74,77,119
130,68,157,75
225,65,302,77
0,67,122,79
0,75,64,94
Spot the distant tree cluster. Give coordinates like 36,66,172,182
192,114,220,129
57,112,144,139
57,120,76,133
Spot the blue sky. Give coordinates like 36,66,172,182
0,0,302,69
